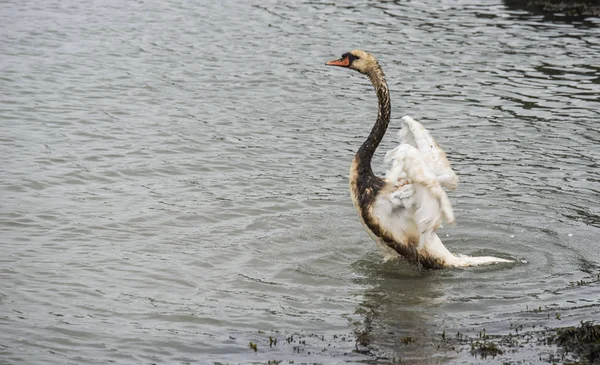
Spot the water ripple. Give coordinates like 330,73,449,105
1,0,599,363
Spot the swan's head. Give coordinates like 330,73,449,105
325,50,378,75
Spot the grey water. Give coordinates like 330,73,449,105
1,0,599,364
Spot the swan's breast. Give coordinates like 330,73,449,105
350,157,449,269
349,157,407,253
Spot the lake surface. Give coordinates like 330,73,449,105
1,0,599,363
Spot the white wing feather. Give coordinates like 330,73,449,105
383,116,457,231
373,116,511,267
388,116,458,190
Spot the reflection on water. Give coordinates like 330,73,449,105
352,258,450,362
0,0,599,363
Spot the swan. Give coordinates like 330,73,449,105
326,50,511,268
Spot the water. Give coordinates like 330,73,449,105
1,0,599,363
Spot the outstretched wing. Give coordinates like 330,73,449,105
393,116,458,190
369,116,513,267
377,116,458,235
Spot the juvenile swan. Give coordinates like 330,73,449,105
326,50,511,268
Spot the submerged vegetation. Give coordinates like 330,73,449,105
443,321,600,363
238,272,600,363
470,340,503,359
240,321,600,363
555,321,600,364
503,0,600,17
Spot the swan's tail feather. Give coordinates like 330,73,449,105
418,232,512,268
450,254,513,267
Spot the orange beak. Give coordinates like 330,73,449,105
325,55,350,67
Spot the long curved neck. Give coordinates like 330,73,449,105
356,65,390,176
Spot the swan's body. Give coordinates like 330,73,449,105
326,50,511,269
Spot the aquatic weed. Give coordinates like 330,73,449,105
470,340,503,359
555,321,600,364
401,336,415,345
248,341,257,352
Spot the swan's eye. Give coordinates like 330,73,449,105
347,54,359,64
342,53,360,65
